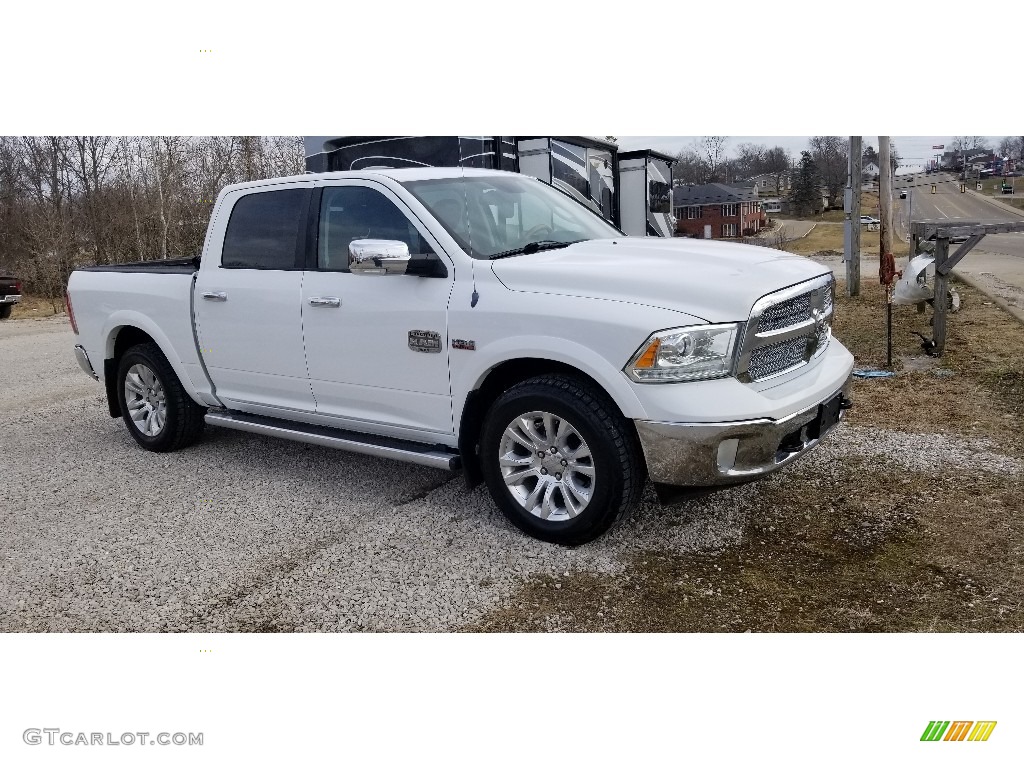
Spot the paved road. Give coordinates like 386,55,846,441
773,220,817,241
894,172,1024,252
889,173,1024,316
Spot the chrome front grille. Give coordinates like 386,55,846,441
748,337,810,380
737,275,834,383
757,292,812,332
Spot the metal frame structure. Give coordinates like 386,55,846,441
909,219,1024,354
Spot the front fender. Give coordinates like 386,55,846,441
450,335,649,434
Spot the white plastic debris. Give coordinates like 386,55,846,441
893,255,934,305
893,255,960,313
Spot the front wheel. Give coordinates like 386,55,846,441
117,342,205,452
479,374,644,545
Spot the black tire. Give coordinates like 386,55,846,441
479,374,644,545
116,342,205,452
0,304,12,320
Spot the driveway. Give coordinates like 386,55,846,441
772,219,816,241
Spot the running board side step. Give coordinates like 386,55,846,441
205,411,461,471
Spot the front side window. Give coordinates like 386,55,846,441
318,186,434,271
222,188,309,269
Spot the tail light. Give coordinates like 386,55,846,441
66,290,79,335
14,279,21,295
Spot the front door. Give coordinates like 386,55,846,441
300,180,456,438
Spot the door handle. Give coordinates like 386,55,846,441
308,297,341,308
201,291,228,301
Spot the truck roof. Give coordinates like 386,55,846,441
221,167,520,196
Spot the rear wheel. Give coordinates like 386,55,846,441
0,304,12,320
479,374,644,545
116,342,205,452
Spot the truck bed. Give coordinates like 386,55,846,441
67,266,213,403
78,257,200,274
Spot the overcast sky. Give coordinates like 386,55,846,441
617,136,1005,172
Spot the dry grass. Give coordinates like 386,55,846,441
785,221,910,259
9,295,63,320
833,277,1024,455
469,458,1023,632
469,271,1024,632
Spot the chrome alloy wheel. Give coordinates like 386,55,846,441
124,363,167,437
498,411,595,522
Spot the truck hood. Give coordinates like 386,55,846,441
489,237,831,322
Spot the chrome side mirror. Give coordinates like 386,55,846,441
348,239,411,276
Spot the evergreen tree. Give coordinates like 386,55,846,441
791,151,821,216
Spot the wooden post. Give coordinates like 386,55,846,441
879,136,893,260
933,236,950,355
847,136,862,296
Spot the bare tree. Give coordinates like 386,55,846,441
0,136,306,299
890,141,902,173
808,136,849,209
733,142,767,180
672,147,711,185
997,136,1024,160
763,146,791,194
697,136,728,182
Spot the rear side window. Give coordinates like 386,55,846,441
222,188,309,269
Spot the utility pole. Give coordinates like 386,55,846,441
879,136,896,368
879,136,893,259
844,136,862,296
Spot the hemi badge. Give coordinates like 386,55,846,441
408,330,442,353
452,339,476,351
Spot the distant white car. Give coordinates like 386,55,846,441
860,216,880,225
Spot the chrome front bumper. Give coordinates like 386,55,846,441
635,384,851,487
74,344,99,380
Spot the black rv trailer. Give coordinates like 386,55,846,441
303,136,675,237
616,149,676,238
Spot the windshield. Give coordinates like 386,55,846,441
401,174,622,259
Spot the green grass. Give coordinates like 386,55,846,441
969,176,1019,197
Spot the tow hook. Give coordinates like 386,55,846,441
840,396,853,411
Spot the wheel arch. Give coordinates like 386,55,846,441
458,357,640,489
102,315,201,417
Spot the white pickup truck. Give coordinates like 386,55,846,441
67,168,853,544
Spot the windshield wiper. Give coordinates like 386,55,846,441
490,240,583,260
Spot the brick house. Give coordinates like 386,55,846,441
672,183,766,238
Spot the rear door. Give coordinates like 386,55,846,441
194,182,316,413
300,179,456,438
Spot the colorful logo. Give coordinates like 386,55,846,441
921,721,997,742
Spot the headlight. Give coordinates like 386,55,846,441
624,323,741,383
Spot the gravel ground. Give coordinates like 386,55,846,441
2,317,1020,632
